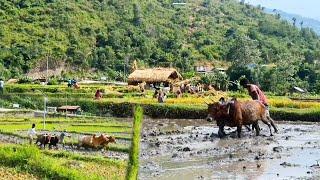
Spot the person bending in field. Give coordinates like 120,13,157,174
240,78,269,113
28,123,37,145
240,78,278,133
95,89,103,100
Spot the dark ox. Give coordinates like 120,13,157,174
35,134,59,149
207,99,278,138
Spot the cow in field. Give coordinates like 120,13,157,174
78,134,116,149
35,134,59,149
207,98,278,138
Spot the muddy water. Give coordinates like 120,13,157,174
139,119,320,180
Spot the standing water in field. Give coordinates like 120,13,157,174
139,119,320,179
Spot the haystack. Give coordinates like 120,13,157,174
128,68,182,85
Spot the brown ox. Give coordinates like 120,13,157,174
207,98,278,138
35,134,59,149
78,134,116,149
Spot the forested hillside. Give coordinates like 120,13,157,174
0,0,320,93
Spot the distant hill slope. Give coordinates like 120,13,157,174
0,0,320,79
264,8,320,35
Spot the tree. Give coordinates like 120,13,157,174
292,17,297,26
300,21,303,28
227,35,262,66
200,71,229,91
267,54,301,95
133,3,142,26
202,0,211,7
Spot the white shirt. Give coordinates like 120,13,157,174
28,128,37,136
0,80,4,88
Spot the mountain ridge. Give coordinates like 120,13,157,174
264,8,320,35
0,0,319,81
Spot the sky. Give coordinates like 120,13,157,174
244,0,320,20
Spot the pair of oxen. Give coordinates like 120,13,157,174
35,134,59,149
35,134,116,149
206,97,278,138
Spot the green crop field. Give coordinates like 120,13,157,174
1,83,320,120
0,113,131,179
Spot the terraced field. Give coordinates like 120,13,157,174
0,115,131,179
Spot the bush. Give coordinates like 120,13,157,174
17,77,33,84
47,79,60,85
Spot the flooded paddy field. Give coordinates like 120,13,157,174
140,119,320,179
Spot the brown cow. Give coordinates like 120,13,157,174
207,98,278,138
78,134,116,149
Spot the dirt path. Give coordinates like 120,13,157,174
139,119,320,179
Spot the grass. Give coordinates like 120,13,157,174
2,83,320,108
0,115,130,179
0,124,131,133
0,116,132,153
126,106,143,180
42,150,126,168
3,85,320,120
0,144,127,180
0,166,38,180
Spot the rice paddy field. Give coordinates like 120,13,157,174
0,113,131,179
2,83,320,108
0,83,319,179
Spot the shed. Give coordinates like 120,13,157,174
127,68,182,86
57,106,81,114
194,61,214,73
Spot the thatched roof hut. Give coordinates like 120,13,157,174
128,68,182,85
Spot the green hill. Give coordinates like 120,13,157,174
0,0,320,92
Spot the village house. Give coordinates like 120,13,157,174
57,106,81,115
194,61,214,73
127,68,182,87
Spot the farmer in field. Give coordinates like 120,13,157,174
0,78,4,95
27,123,37,145
240,78,271,117
95,89,103,100
59,129,70,147
157,89,167,103
67,79,72,88
72,78,80,89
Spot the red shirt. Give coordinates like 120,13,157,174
247,84,268,105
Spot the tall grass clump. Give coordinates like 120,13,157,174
126,106,143,180
0,144,100,179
